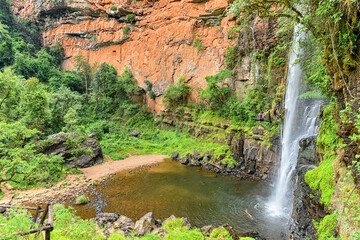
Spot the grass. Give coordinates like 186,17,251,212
100,125,232,164
75,195,88,204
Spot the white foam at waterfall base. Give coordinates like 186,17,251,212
267,25,325,217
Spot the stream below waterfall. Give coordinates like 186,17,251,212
69,159,289,239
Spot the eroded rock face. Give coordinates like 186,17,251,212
42,132,103,168
291,136,326,240
12,0,235,113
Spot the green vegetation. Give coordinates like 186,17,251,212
305,100,341,206
163,82,191,110
110,5,117,11
228,0,360,237
208,227,232,240
52,204,105,240
100,111,232,162
225,46,241,70
0,1,234,192
126,14,135,24
0,204,236,240
192,34,203,51
123,26,130,36
313,213,338,240
75,195,88,204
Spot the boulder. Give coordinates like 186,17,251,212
95,213,120,226
151,228,168,237
171,151,180,160
239,230,266,240
134,212,157,236
193,150,203,161
113,215,135,231
164,215,176,222
42,132,103,168
188,159,201,167
298,136,318,165
221,224,239,240
129,130,141,138
203,152,211,162
180,156,189,165
200,225,215,236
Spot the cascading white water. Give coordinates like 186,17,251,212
268,25,326,216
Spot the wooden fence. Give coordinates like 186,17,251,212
0,203,53,240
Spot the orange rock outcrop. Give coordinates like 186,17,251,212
12,0,235,113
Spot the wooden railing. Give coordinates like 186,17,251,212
0,203,53,240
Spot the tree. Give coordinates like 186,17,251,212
49,86,82,132
92,62,118,112
0,121,64,190
74,55,97,95
163,82,191,110
0,68,23,122
199,70,233,111
21,77,49,130
63,107,79,132
0,23,14,69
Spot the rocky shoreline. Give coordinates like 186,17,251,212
93,211,265,240
171,150,259,180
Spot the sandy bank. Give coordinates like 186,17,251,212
0,155,167,205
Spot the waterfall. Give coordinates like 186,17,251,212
268,25,325,216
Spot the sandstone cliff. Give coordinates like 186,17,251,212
12,0,236,113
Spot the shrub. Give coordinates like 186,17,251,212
163,82,191,110
199,70,233,112
126,14,135,24
123,26,130,36
225,46,241,70
144,80,156,100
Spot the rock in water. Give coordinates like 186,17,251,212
200,225,215,236
113,215,135,231
95,213,120,226
171,151,180,160
180,156,189,165
134,212,157,236
42,132,103,168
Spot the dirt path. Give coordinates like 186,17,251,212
0,155,167,205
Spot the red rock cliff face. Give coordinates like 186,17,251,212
12,0,234,113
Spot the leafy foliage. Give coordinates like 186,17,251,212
199,70,232,112
126,14,135,24
163,82,191,110
0,121,64,189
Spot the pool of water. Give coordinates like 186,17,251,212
71,159,289,239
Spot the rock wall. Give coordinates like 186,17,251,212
11,0,285,113
291,136,327,240
12,0,235,113
162,118,280,180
